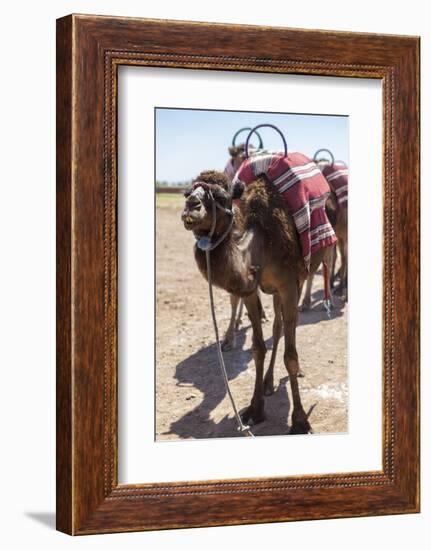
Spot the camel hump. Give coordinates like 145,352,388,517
240,177,303,264
234,153,337,270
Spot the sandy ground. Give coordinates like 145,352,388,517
155,194,348,440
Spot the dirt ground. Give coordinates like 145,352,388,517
155,194,348,440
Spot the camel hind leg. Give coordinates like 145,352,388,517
334,209,348,298
322,244,336,310
330,244,338,289
263,294,283,396
234,298,244,331
335,235,348,299
236,291,266,330
222,294,240,350
301,244,335,313
300,273,314,311
257,290,267,322
280,279,311,434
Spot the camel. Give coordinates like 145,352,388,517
224,143,254,181
181,169,333,433
300,155,348,310
226,145,338,320
300,189,338,311
323,159,348,296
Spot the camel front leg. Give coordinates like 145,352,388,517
241,292,267,425
222,294,240,350
263,294,282,396
280,281,311,434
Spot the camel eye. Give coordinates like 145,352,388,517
188,199,202,211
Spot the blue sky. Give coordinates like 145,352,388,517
155,108,349,184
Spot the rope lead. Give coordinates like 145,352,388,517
205,249,254,438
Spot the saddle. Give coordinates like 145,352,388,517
320,163,348,209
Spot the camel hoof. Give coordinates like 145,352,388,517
290,419,312,435
221,337,235,351
263,379,275,396
290,409,311,434
240,404,265,426
334,283,346,296
300,302,311,312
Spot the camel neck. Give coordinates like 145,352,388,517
193,215,235,248
193,214,259,297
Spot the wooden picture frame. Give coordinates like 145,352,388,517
56,14,420,535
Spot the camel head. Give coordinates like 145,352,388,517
181,170,244,234
315,158,332,170
227,143,256,175
228,144,247,173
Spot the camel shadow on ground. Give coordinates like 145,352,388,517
298,288,346,326
164,328,292,440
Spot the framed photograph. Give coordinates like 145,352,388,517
56,14,420,535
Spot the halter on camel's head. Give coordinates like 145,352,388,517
182,172,243,251
185,174,233,211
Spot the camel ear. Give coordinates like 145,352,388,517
231,181,245,200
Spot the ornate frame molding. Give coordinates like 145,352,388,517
57,15,419,534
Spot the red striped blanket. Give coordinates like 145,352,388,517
320,163,348,209
232,152,337,269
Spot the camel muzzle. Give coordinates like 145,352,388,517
181,209,202,230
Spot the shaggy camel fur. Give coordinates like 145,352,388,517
182,170,332,433
222,144,265,350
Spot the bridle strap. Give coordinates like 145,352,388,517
191,183,234,252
